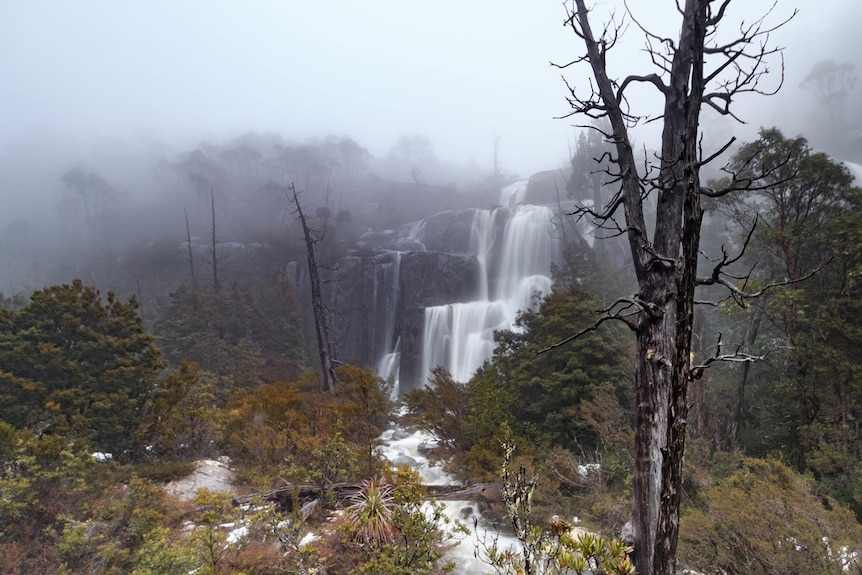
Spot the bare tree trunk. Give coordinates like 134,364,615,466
726,299,765,447
571,3,704,568
562,1,788,572
287,183,336,394
184,206,198,289
209,189,220,293
136,278,145,331
688,311,709,440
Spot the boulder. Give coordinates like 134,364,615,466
165,458,235,501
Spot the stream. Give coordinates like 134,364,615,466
379,425,520,574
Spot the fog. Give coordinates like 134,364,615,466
2,2,579,177
0,0,859,295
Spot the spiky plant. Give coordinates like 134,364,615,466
346,477,398,549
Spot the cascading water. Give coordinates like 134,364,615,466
845,160,862,184
470,208,493,301
373,251,402,396
373,182,562,573
379,425,520,573
500,179,529,208
421,203,559,384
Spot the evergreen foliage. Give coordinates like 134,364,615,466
0,280,164,455
709,128,862,517
139,360,219,461
154,281,305,399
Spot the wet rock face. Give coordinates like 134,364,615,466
416,209,476,253
357,208,479,254
330,208,493,387
399,251,480,306
397,251,481,390
320,200,577,392
524,169,569,205
329,247,480,391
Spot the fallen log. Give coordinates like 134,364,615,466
232,482,502,512
425,482,502,503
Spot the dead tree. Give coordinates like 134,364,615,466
184,206,198,289
287,183,336,394
557,1,793,573
202,189,225,293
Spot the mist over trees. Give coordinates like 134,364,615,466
1,1,862,574
0,130,503,304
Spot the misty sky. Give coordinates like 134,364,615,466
0,1,858,210
2,1,582,174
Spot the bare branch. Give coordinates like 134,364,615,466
697,257,833,303
689,326,786,380
706,0,733,27
624,0,676,51
705,146,798,198
691,351,768,380
698,136,737,170
568,192,625,222
618,73,669,100
537,296,647,354
697,215,759,287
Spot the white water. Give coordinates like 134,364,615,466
500,180,529,208
377,337,401,399
374,251,402,396
845,160,862,184
375,184,559,572
421,203,559,384
379,426,520,574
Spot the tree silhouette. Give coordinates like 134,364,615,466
801,59,857,123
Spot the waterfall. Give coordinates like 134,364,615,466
469,209,493,301
360,182,562,389
377,337,401,398
421,203,559,384
500,180,528,208
369,185,559,573
845,160,862,184
373,251,402,395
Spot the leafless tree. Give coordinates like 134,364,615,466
184,206,198,289
555,1,794,573
286,183,337,394
201,189,225,293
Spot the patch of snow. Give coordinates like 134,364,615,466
226,525,248,544
91,452,112,462
299,532,318,547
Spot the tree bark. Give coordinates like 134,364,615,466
569,1,708,572
288,183,337,394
